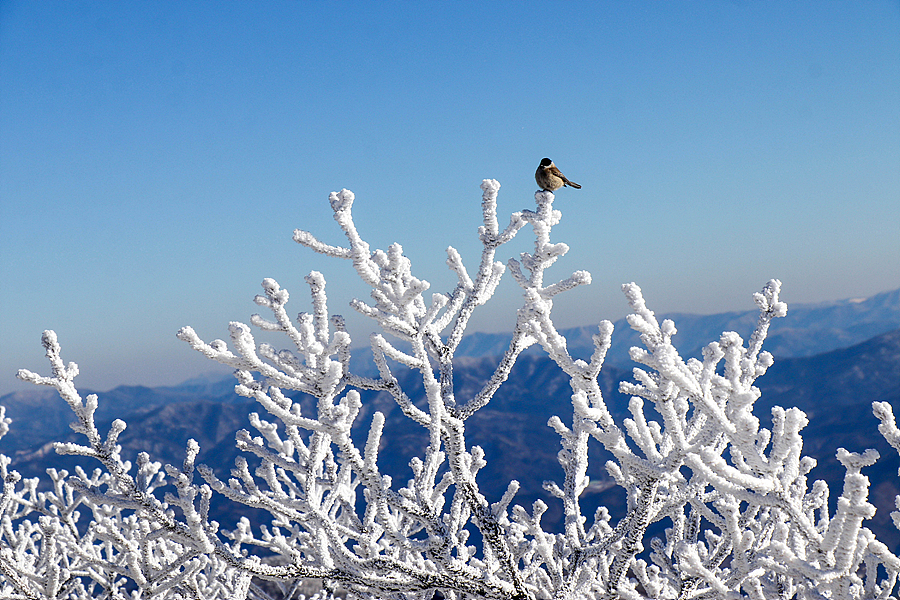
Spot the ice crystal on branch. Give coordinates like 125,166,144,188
5,179,900,599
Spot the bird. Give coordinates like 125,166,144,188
535,158,581,192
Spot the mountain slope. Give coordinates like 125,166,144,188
2,326,898,548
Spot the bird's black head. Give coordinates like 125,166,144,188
540,158,552,167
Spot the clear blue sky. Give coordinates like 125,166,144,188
2,1,898,394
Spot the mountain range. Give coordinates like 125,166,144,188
1,287,898,548
457,286,900,367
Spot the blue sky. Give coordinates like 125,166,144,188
1,1,898,394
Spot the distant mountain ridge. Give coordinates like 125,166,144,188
2,287,895,454
456,286,900,366
2,299,899,550
2,328,898,549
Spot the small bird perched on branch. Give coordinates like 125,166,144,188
535,158,581,192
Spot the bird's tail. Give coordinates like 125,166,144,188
566,181,582,189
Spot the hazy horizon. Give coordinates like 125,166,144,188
4,283,897,396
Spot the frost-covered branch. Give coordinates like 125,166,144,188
6,179,900,600
7,333,253,599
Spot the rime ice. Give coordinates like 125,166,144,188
7,183,900,599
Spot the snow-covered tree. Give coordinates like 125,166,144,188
6,180,900,599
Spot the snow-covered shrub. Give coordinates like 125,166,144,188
6,180,900,599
